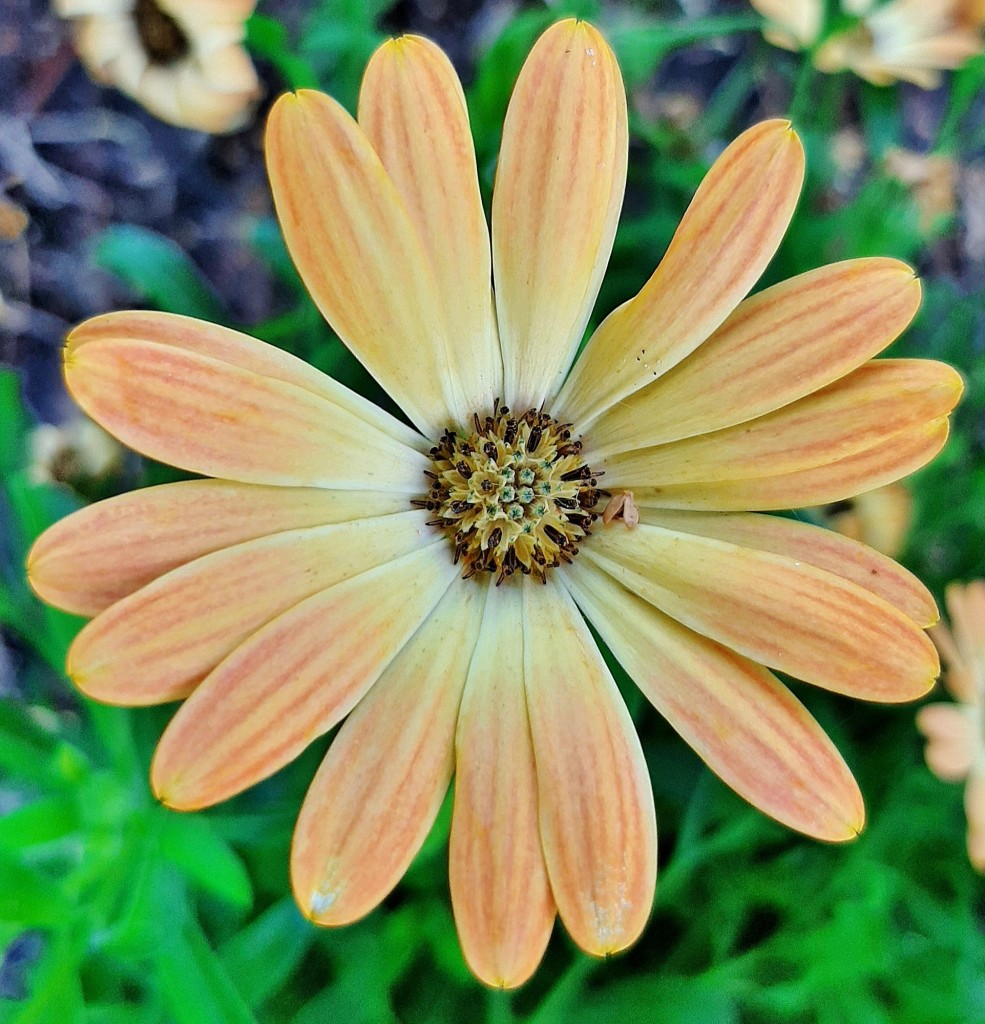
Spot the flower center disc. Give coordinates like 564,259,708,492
133,0,190,65
418,403,602,584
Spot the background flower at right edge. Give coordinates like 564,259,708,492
917,581,985,870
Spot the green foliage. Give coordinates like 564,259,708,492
4,1,985,1022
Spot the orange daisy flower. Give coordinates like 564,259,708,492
917,582,985,870
28,20,960,988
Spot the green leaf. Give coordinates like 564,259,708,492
91,225,226,321
157,810,253,909
0,858,73,927
219,899,313,1009
156,917,258,1024
0,798,78,852
0,369,28,473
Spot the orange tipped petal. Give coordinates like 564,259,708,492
492,19,627,411
359,35,502,413
26,481,408,617
151,544,457,810
632,509,937,628
916,703,976,782
559,120,805,428
522,583,656,956
68,512,435,706
586,259,922,454
292,579,484,927
630,417,951,511
598,360,963,486
266,89,462,436
68,311,423,449
583,522,939,702
64,332,427,490
566,563,865,840
450,584,555,990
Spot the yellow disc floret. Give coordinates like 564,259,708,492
417,403,602,583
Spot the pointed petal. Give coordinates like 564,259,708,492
151,543,457,809
64,332,428,490
587,259,922,454
565,563,864,840
583,522,939,702
492,19,627,411
522,582,656,956
559,120,805,428
266,89,461,436
68,511,435,705
69,311,423,449
358,36,502,413
293,578,484,926
630,417,950,511
27,481,408,617
598,360,962,486
916,703,975,782
450,584,555,990
633,509,937,627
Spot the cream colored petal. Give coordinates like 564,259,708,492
749,0,824,47
916,703,976,781
586,259,921,454
945,581,985,695
558,120,804,429
966,770,985,872
292,578,484,927
359,36,502,414
582,522,939,702
492,19,627,412
630,418,950,511
151,543,458,809
266,90,462,436
73,14,140,83
56,0,130,17
565,563,864,840
450,584,555,990
598,360,962,485
633,508,937,627
69,312,423,450
64,335,427,491
67,511,435,705
522,582,656,956
826,482,913,558
930,620,979,704
27,481,408,618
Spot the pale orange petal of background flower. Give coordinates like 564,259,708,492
266,90,462,436
450,584,555,990
151,544,457,809
916,703,976,781
492,19,627,411
558,119,804,428
566,563,865,840
359,35,502,414
586,258,921,454
292,580,484,927
584,524,939,702
523,584,657,956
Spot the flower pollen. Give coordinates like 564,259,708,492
416,402,603,584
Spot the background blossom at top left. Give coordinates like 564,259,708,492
55,0,261,133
